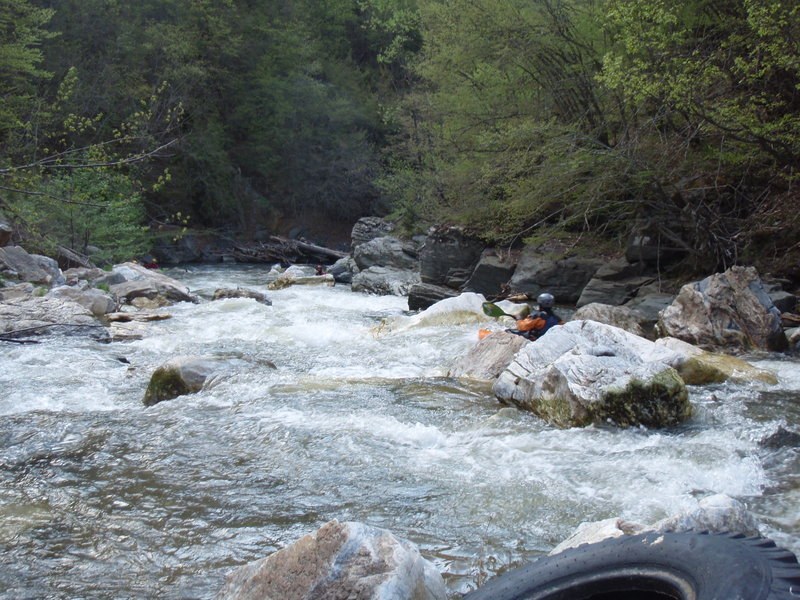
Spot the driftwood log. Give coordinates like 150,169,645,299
231,236,347,265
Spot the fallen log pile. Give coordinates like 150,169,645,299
230,236,348,265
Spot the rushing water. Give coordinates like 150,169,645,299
1,264,799,598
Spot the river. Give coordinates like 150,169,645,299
1,264,798,598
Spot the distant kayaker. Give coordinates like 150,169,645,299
509,292,563,340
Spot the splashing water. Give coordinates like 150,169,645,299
0,264,797,598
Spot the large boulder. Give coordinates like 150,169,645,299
418,225,484,289
408,282,459,311
47,284,117,317
0,246,65,286
379,292,491,333
351,216,396,250
353,236,419,271
508,248,602,304
572,303,647,337
576,258,655,307
463,249,518,298
216,520,447,600
0,296,108,341
658,266,788,352
327,256,359,284
449,330,528,381
493,320,691,428
351,266,421,297
109,262,198,305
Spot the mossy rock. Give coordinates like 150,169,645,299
678,353,778,386
142,356,223,407
597,368,691,428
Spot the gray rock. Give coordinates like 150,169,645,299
449,330,528,381
47,285,117,316
351,216,396,250
212,288,272,305
327,256,359,284
463,249,518,298
419,225,484,288
551,494,760,555
0,282,34,302
109,262,198,305
351,266,421,296
625,292,675,333
576,258,655,307
143,355,234,406
353,236,419,271
216,520,446,600
0,296,108,341
493,320,691,429
769,290,798,314
658,266,787,352
0,246,64,285
625,232,687,265
508,248,602,304
408,282,459,311
572,303,647,337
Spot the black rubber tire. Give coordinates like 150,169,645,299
463,531,800,600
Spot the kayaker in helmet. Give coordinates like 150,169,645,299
509,292,563,340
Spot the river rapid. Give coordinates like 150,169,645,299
1,264,798,598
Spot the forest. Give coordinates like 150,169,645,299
1,0,798,278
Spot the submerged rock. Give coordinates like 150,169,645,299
143,356,229,406
551,494,761,555
216,519,446,600
493,320,691,428
212,288,272,305
656,337,778,385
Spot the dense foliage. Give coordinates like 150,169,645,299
0,0,798,275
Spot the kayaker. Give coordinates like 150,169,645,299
509,292,563,340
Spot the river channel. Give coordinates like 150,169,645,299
1,264,798,598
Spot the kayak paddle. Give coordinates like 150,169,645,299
482,302,517,319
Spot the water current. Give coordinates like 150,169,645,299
1,264,798,598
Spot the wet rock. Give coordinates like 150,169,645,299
449,330,528,381
493,320,691,429
380,292,490,333
212,288,272,305
658,266,787,352
551,494,760,555
0,296,108,341
624,292,676,336
572,303,647,337
655,337,778,385
760,426,800,449
143,355,233,406
109,262,198,305
215,519,446,600
267,271,335,291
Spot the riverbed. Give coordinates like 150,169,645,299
1,264,798,598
